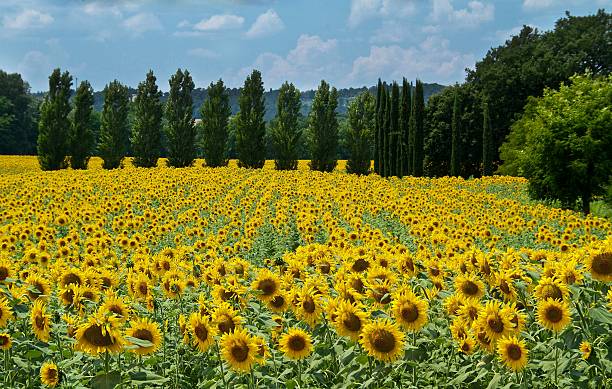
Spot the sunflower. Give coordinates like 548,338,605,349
126,317,162,355
30,300,51,342
220,328,258,372
0,257,14,283
99,293,131,323
501,302,526,335
333,300,367,341
458,299,482,325
497,336,528,371
59,284,80,307
391,288,428,332
212,302,242,335
278,327,313,360
253,335,269,365
534,277,569,302
0,332,11,350
294,287,323,326
59,269,83,288
455,273,485,300
579,341,592,360
265,293,288,313
537,298,571,333
359,318,405,363
252,269,282,301
40,361,61,387
585,251,611,282
0,297,14,327
458,336,476,355
189,313,216,352
475,300,512,342
25,275,51,301
494,272,517,301
75,312,124,355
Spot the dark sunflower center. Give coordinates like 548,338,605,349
545,306,563,323
350,278,364,293
461,342,471,352
194,324,209,341
342,313,362,332
373,288,391,305
487,316,504,333
302,297,316,313
0,267,8,280
45,367,58,381
63,273,81,286
83,324,115,347
461,281,479,296
218,315,235,334
430,267,440,277
500,280,510,294
371,329,396,353
35,315,46,330
0,335,8,345
231,342,249,362
138,283,148,295
258,279,277,296
271,295,285,308
352,258,369,272
132,328,153,342
401,303,419,323
319,262,331,274
288,335,306,351
541,284,562,301
109,305,124,317
222,290,238,302
507,344,522,361
592,253,611,276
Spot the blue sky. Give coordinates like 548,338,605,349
1,0,609,92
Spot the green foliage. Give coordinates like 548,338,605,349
37,68,72,171
98,80,130,169
383,92,391,177
389,82,400,177
374,79,382,175
200,79,231,168
450,88,461,177
345,91,375,175
236,69,266,169
499,73,612,214
271,81,302,170
0,70,37,155
70,80,95,170
482,98,493,176
308,80,339,172
411,80,425,177
131,70,163,168
165,69,196,168
377,86,387,176
400,78,411,177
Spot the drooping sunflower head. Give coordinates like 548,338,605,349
586,251,612,282
279,327,313,360
496,336,528,371
40,361,61,387
0,332,11,350
537,298,571,333
0,297,14,328
579,341,592,360
25,274,50,301
30,299,51,342
454,273,485,300
359,318,405,363
458,336,476,355
220,328,258,373
75,312,124,355
458,299,482,325
126,317,162,356
99,293,131,323
189,313,216,352
333,300,367,341
391,288,428,332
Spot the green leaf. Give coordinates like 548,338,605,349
589,307,612,324
486,373,501,389
90,371,122,389
125,336,154,348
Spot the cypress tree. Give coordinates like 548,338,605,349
98,80,130,169
165,69,196,168
200,79,231,167
271,81,302,170
308,80,339,172
383,92,391,177
346,91,375,175
70,80,95,169
482,97,493,176
131,70,163,168
390,81,400,177
377,86,387,176
400,78,411,176
374,79,382,174
412,80,425,176
37,68,72,170
408,82,415,175
450,87,461,176
236,69,266,169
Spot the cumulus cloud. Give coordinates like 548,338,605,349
246,9,284,38
123,12,162,34
432,0,494,27
522,0,555,9
194,14,244,31
348,0,416,27
3,9,54,30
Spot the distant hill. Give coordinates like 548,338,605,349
33,82,446,121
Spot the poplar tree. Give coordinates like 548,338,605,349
412,80,425,176
308,80,339,172
131,70,163,168
165,69,196,168
346,91,375,175
200,79,231,167
236,69,266,169
378,87,388,177
390,81,400,176
271,81,302,170
98,80,130,169
400,78,411,176
70,80,94,169
37,68,72,170
383,92,392,177
482,97,493,176
374,79,382,174
450,88,461,176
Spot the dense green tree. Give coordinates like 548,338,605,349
411,80,425,176
389,82,400,177
131,70,163,168
308,80,339,172
400,78,411,177
270,81,302,170
165,69,196,168
345,91,375,175
450,88,461,176
200,79,231,167
500,73,612,214
482,98,493,176
374,79,382,175
98,80,130,169
70,80,95,169
383,92,392,177
236,70,266,169
37,68,72,170
378,86,388,176
0,70,37,155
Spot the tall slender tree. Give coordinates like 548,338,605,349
271,81,302,170
412,80,425,176
70,80,95,169
400,78,411,176
383,92,392,177
200,79,231,167
390,81,400,177
346,91,375,175
450,87,461,176
374,79,382,174
308,80,339,172
98,80,130,169
165,69,196,168
131,70,163,168
482,97,493,176
236,69,266,169
37,68,72,170
379,87,388,177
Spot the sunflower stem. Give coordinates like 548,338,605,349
296,359,302,388
554,332,559,386
412,331,417,387
104,351,110,374
215,342,228,389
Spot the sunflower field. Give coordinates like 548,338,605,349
0,156,610,388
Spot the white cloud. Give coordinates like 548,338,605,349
246,9,284,38
432,0,494,27
522,0,555,9
82,2,123,18
348,0,416,27
187,48,219,58
177,20,191,28
123,12,162,34
3,9,54,30
349,37,475,84
194,14,244,31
